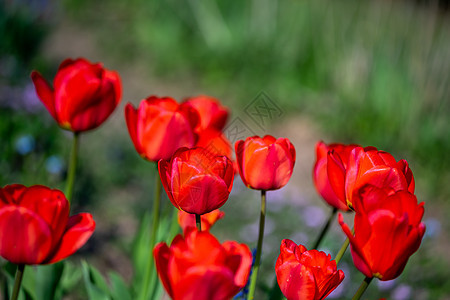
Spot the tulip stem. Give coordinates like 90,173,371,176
65,132,80,204
352,276,373,300
313,207,337,249
334,227,354,265
140,171,162,300
196,214,201,231
247,190,266,300
11,264,25,300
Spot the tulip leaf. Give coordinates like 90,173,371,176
59,261,82,294
81,261,111,300
35,262,64,300
108,271,131,300
131,212,152,284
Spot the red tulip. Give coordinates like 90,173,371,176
178,209,225,233
0,184,95,265
313,141,358,211
31,58,121,132
125,96,199,161
339,186,425,280
158,147,234,215
275,239,345,300
235,135,296,190
328,146,415,210
154,228,252,300
183,95,229,132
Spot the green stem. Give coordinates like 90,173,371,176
313,207,337,249
196,214,201,231
247,190,266,300
352,276,373,300
65,132,80,203
139,171,162,300
334,227,354,265
10,264,25,300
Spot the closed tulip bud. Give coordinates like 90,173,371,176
313,141,358,211
159,147,234,215
125,96,199,162
0,184,95,265
339,186,425,280
154,228,252,300
31,58,121,132
275,239,345,300
235,135,296,191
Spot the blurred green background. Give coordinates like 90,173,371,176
1,0,450,299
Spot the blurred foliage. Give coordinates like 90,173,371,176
61,0,450,202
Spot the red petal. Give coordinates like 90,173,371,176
31,71,56,120
277,263,317,300
173,266,238,300
45,213,95,264
125,103,143,156
0,184,27,207
222,241,252,288
0,206,52,264
235,140,248,187
338,213,372,277
154,242,174,298
327,151,347,204
18,186,69,241
176,173,230,214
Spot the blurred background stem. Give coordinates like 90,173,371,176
65,132,79,203
313,207,337,249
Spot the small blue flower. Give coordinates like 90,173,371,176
15,134,35,155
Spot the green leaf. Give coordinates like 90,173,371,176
35,262,64,300
131,213,151,285
81,261,111,300
108,271,131,300
59,261,82,294
88,264,111,295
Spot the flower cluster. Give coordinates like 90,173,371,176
0,57,426,300
313,141,425,283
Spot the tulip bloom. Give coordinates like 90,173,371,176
235,135,296,190
275,239,345,300
328,146,415,209
313,141,358,211
0,184,95,265
183,95,229,132
154,228,252,300
31,58,121,132
339,187,425,281
125,96,199,161
159,147,234,215
178,209,225,233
